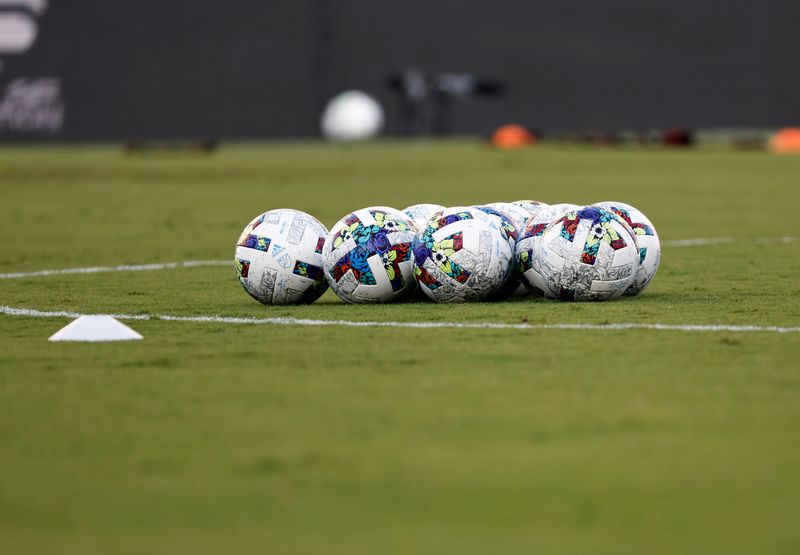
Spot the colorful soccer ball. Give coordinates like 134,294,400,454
403,203,445,231
535,206,639,301
412,207,513,302
515,203,581,296
472,205,522,299
322,206,416,303
512,199,549,218
594,201,660,296
486,202,532,230
234,209,328,305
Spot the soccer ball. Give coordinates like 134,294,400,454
536,206,639,301
321,90,384,141
515,203,581,296
512,200,549,217
322,206,416,303
234,209,328,305
472,205,522,299
412,207,513,302
594,201,660,295
506,200,550,297
486,202,532,230
403,203,445,231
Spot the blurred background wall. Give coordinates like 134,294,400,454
1,0,798,141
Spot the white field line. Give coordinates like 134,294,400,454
663,237,734,247
0,237,795,281
1,305,799,334
0,260,231,279
662,236,795,247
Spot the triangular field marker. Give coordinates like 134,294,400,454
48,315,143,342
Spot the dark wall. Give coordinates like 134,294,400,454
1,0,798,141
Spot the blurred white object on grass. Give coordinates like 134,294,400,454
321,90,384,141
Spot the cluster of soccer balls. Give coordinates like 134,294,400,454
234,200,660,305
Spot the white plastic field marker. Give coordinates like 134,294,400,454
48,315,143,342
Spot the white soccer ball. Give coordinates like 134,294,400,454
322,206,416,303
412,207,513,302
515,203,581,296
321,90,384,141
472,205,522,299
594,201,660,295
403,203,445,231
511,199,549,218
496,200,551,294
535,206,639,301
486,202,532,230
234,209,328,305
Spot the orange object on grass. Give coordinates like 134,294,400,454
768,127,800,154
491,124,536,149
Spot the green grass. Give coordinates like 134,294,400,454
1,141,799,554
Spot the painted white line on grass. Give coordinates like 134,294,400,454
0,306,151,321
0,237,795,280
2,305,798,334
662,236,795,247
0,260,230,280
663,237,733,247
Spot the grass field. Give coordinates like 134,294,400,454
1,141,799,554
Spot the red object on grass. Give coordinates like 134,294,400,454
491,124,536,149
769,127,800,154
